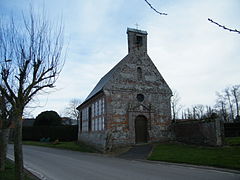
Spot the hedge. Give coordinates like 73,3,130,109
224,123,240,137
22,125,78,141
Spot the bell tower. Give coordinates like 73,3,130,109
127,28,148,54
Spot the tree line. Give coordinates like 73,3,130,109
172,85,240,123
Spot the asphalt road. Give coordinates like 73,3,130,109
7,145,240,180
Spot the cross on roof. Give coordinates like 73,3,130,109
135,23,139,30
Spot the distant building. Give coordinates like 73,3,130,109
62,117,77,125
22,118,35,127
77,28,172,150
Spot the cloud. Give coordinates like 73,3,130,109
1,0,239,117
145,0,240,107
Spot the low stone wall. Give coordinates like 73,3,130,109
174,118,223,146
78,132,107,151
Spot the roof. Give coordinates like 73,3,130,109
127,28,148,35
85,66,116,102
78,55,128,108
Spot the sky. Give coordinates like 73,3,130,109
0,0,240,117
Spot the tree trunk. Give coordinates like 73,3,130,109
0,128,10,171
171,102,176,122
225,90,234,122
221,102,227,122
233,90,239,117
14,115,23,180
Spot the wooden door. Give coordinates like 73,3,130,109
135,115,148,144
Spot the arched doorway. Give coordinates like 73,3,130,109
135,115,148,144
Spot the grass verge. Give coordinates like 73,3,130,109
148,143,240,170
23,141,97,153
0,160,33,180
225,137,240,146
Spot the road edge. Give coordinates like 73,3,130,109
136,159,240,175
7,156,43,180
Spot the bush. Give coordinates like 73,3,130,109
22,125,78,141
34,110,62,126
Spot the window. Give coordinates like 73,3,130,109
93,119,96,131
91,118,94,131
136,35,143,46
99,118,102,131
137,94,144,102
99,99,102,115
98,118,101,131
88,107,92,132
137,67,142,80
96,118,99,131
82,108,89,132
102,117,104,130
92,104,94,118
102,98,105,114
80,111,82,132
95,102,98,116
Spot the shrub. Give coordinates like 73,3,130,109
34,110,62,126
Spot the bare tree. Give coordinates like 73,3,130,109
187,108,192,119
231,85,240,119
194,104,205,119
171,90,182,122
181,110,187,120
181,104,217,121
215,92,228,122
0,8,64,180
205,105,213,117
224,88,234,122
192,106,196,119
63,98,81,124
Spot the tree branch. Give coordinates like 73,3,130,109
0,86,14,105
208,18,240,34
26,83,54,105
144,0,167,16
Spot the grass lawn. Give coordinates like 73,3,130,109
23,141,97,153
148,143,240,170
0,160,33,180
225,137,240,146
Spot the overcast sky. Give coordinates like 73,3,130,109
1,0,239,117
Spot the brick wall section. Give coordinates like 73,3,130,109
174,118,223,146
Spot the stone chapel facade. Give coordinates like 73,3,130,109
77,28,172,151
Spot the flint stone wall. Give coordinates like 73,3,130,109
103,52,172,146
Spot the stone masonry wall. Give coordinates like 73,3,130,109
78,131,107,151
104,51,172,146
174,119,223,146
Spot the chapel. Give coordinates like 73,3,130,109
77,28,172,150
